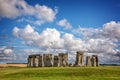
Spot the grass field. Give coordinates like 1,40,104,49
0,66,120,80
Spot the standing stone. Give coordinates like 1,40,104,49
53,55,59,67
28,55,34,67
34,56,39,67
38,54,44,67
86,56,91,67
58,53,68,67
27,57,31,67
27,54,43,67
91,55,99,67
34,54,43,67
63,53,68,67
75,51,84,66
43,54,53,67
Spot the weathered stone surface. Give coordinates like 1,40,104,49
27,53,99,67
27,57,30,67
75,51,84,66
53,55,58,67
91,55,99,67
58,53,68,67
86,56,91,66
27,54,43,67
34,56,39,67
39,55,44,67
43,54,53,67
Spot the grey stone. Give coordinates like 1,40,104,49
53,55,59,67
86,56,91,66
58,53,68,67
43,54,53,67
75,51,84,66
27,52,99,67
27,54,43,67
91,55,99,67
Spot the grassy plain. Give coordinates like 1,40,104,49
0,66,120,80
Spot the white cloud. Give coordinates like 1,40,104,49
0,0,19,18
57,18,72,29
12,21,120,64
85,39,117,54
13,24,63,49
3,49,13,55
103,21,120,40
13,24,83,51
73,21,120,40
62,33,83,51
72,21,120,63
0,0,57,25
72,26,97,39
0,46,14,61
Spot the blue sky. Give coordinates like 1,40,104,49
0,0,120,64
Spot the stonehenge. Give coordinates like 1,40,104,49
86,56,91,67
43,54,53,67
91,55,99,67
53,55,59,67
58,53,68,67
27,54,43,67
75,51,84,66
27,51,99,67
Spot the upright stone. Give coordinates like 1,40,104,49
63,53,68,67
86,56,91,66
27,57,31,67
91,55,99,67
43,54,53,67
27,54,43,67
96,55,99,66
29,55,34,67
38,54,44,67
75,51,84,66
35,54,43,67
53,55,59,67
58,53,68,67
34,56,39,67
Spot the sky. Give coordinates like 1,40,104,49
0,0,120,64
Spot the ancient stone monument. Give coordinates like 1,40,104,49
27,54,43,67
91,55,99,67
27,51,99,67
58,53,68,67
43,54,53,67
75,51,84,66
86,56,91,66
53,55,59,67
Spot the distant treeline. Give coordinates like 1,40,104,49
6,63,27,64
100,64,120,66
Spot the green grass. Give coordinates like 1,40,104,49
0,66,120,80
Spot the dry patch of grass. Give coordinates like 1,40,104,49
0,64,27,68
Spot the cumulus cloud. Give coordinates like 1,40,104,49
72,21,120,63
103,21,120,40
13,24,83,51
12,20,120,64
0,0,57,25
0,46,14,61
72,26,98,39
74,21,120,40
62,33,83,51
13,24,63,48
12,22,120,63
57,18,72,29
3,49,13,55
